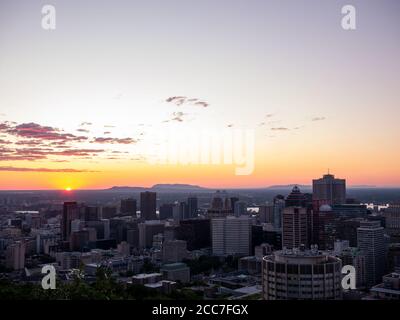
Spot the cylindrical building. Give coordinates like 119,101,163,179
262,248,342,300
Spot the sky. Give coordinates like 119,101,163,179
0,0,399,190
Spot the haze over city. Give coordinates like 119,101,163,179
1,0,400,190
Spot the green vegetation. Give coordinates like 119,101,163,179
183,256,223,275
0,267,203,300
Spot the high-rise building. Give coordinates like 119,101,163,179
62,202,79,241
207,190,233,218
211,216,252,256
259,205,274,223
176,218,211,250
120,198,137,216
262,248,342,300
5,241,26,270
159,203,174,220
84,206,100,221
273,195,285,230
312,173,346,205
282,206,308,250
138,221,165,248
234,201,247,217
140,192,157,220
315,204,336,250
187,197,198,219
384,204,400,241
357,220,386,288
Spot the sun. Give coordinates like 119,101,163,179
65,187,72,191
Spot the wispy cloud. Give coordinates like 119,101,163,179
0,166,97,173
166,96,209,108
311,117,326,122
77,128,90,133
92,137,137,144
271,127,290,131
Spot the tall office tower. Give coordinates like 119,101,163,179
207,190,233,218
234,201,247,217
259,204,274,223
140,191,157,220
62,202,79,241
357,220,386,288
159,203,174,220
230,197,239,211
312,173,346,205
384,204,400,240
282,206,308,249
285,186,307,207
138,221,165,248
84,206,100,221
5,241,26,270
172,202,182,222
315,204,336,250
282,186,309,249
211,216,252,256
179,201,188,220
176,218,211,250
262,248,342,300
273,195,285,230
187,197,198,219
120,198,137,216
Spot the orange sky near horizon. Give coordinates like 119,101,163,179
1,1,400,190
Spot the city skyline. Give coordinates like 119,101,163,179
1,0,400,190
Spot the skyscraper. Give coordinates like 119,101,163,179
282,206,308,250
159,203,174,220
282,186,309,249
207,190,233,218
5,241,26,270
140,191,157,220
273,195,285,230
62,202,79,241
121,198,137,216
187,196,198,219
357,220,386,288
211,215,252,256
312,173,346,205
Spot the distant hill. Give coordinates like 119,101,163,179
105,184,210,193
267,184,311,189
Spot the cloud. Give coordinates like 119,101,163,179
311,117,326,122
92,137,137,144
77,128,90,133
14,140,44,146
170,112,186,122
7,122,88,142
271,127,290,131
0,166,97,173
0,146,106,162
166,96,209,108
